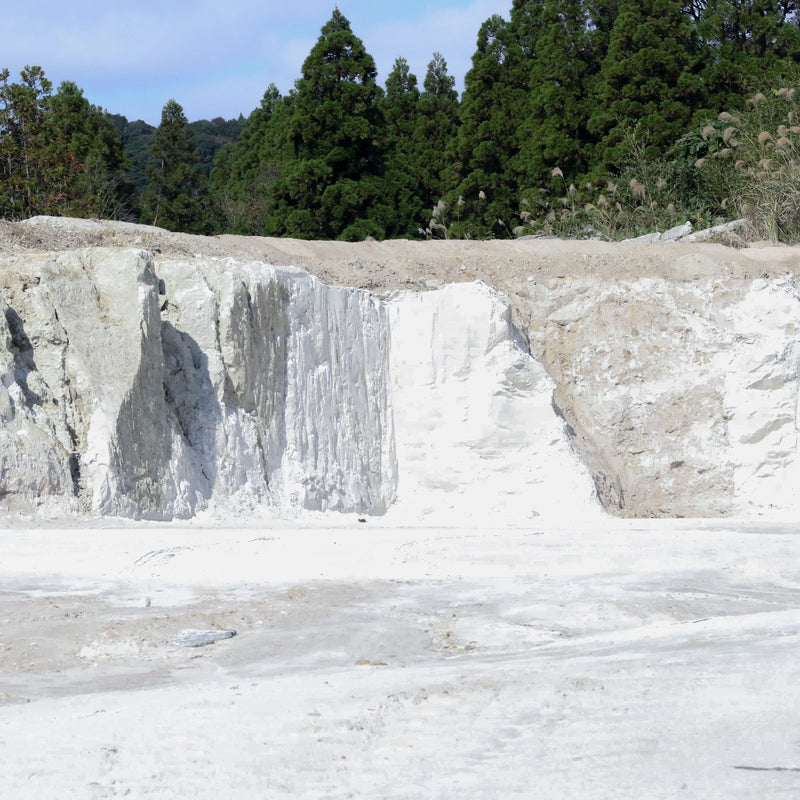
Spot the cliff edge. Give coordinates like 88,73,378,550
2,215,799,519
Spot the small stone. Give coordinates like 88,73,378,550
170,629,237,648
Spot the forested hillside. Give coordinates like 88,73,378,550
3,0,800,241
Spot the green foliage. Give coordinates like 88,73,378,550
695,0,800,110
0,65,53,219
693,88,800,241
108,115,155,199
412,53,460,212
452,14,527,238
588,0,705,171
139,99,215,234
383,57,420,139
45,81,133,218
0,67,131,220
188,116,247,176
9,2,800,241
209,85,293,235
515,0,596,192
380,58,426,236
266,10,393,239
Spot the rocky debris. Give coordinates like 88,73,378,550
622,219,750,246
680,218,751,244
170,629,237,647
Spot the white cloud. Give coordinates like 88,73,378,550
358,0,512,92
2,0,512,123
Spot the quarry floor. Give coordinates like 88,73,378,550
3,517,800,799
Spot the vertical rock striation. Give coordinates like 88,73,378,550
2,243,800,521
0,249,396,518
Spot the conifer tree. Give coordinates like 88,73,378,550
266,9,391,240
210,84,293,234
382,57,420,143
140,99,213,233
0,66,53,219
695,0,800,109
379,57,426,237
509,0,547,60
453,15,526,237
589,0,705,170
515,0,596,192
412,53,460,213
45,81,132,218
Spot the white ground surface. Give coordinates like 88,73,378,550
3,515,800,799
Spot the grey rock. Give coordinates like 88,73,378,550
170,629,237,647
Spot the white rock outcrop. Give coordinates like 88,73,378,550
3,242,800,521
158,257,395,516
387,282,598,523
0,249,395,518
531,274,800,517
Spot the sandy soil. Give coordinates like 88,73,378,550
3,518,800,798
3,215,799,292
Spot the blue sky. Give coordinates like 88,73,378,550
4,0,512,125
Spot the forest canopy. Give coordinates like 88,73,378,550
4,1,800,241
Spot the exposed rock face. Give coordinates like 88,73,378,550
0,249,395,518
528,274,800,517
387,282,597,523
158,257,395,516
2,229,800,521
0,249,165,516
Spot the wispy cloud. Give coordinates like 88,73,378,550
3,0,511,123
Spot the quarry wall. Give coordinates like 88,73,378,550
2,218,799,520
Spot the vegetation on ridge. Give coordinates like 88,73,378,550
3,1,800,241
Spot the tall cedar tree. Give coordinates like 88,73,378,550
380,57,426,237
453,15,527,238
0,66,53,219
266,10,391,240
210,84,293,234
412,53,460,214
515,0,597,192
382,57,420,146
589,0,705,170
140,99,213,234
694,0,800,110
45,81,132,219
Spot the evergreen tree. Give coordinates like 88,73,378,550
140,99,214,233
189,115,247,176
382,57,420,142
108,115,155,200
0,66,53,219
453,15,526,237
210,84,293,234
380,57,426,237
45,81,132,219
515,0,597,192
0,68,132,220
695,0,800,109
509,0,547,60
412,53,461,213
266,9,391,240
588,0,705,170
